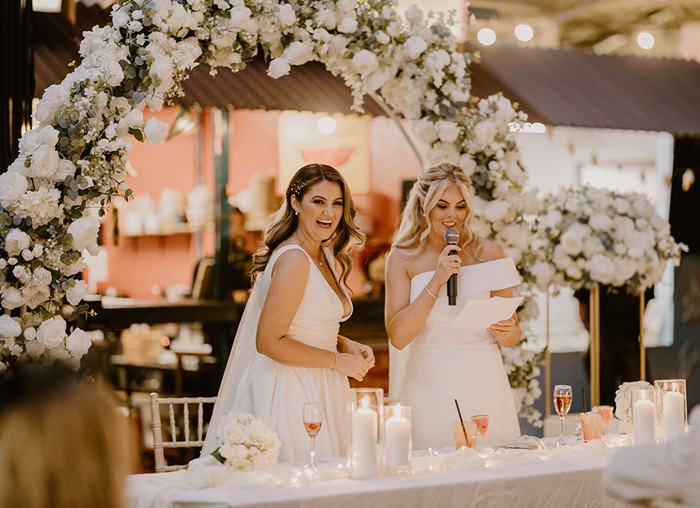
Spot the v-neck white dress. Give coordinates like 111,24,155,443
400,258,521,449
236,244,352,462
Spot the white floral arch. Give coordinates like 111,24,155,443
0,0,543,422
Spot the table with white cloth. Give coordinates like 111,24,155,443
128,438,634,508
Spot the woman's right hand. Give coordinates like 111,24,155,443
335,352,373,382
431,244,462,288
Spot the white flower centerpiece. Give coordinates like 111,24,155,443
614,380,654,435
523,186,686,294
212,412,281,472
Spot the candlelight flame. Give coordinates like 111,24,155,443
395,403,402,418
361,397,370,409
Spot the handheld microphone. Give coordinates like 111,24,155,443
444,228,459,306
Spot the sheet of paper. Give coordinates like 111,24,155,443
451,296,523,329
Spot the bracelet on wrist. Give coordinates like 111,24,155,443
424,287,438,299
332,351,338,372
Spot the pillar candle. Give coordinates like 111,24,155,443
633,399,656,445
385,407,410,467
351,401,377,477
662,391,685,441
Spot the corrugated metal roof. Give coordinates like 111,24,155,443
33,4,385,116
471,44,700,136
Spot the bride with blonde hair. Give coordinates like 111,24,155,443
385,162,522,449
203,163,375,462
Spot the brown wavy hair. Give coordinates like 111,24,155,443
250,164,365,289
392,162,481,257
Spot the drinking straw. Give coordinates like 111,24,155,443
582,387,587,413
454,399,471,449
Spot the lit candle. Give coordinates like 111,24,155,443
351,397,377,477
632,399,656,445
662,391,685,441
384,404,410,467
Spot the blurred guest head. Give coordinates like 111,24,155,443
251,163,365,287
0,363,133,508
393,162,475,251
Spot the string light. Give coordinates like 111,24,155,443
317,116,336,135
637,32,654,49
477,28,496,46
515,24,533,42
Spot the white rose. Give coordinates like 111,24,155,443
582,236,604,258
282,41,313,66
24,327,36,340
225,422,249,444
37,316,66,349
19,129,41,153
5,229,31,256
336,0,356,13
33,267,52,286
566,265,582,280
126,108,144,128
30,144,59,179
375,30,390,44
278,4,296,27
144,117,169,145
150,55,174,91
613,258,638,286
0,171,29,208
312,28,331,43
413,118,438,144
1,287,24,309
612,216,635,240
34,84,69,124
23,285,51,310
267,58,291,79
530,261,555,291
365,69,391,93
66,280,89,306
337,17,358,34
589,212,613,231
0,315,21,339
53,159,76,182
25,339,46,360
352,50,379,76
229,6,252,30
560,222,590,256
67,216,101,256
458,154,476,177
483,199,512,223
405,5,423,24
435,120,460,143
474,120,496,147
404,35,427,59
103,61,125,87
632,195,651,218
168,2,187,30
316,8,336,30
450,90,470,103
587,254,616,285
66,328,91,357
112,7,130,27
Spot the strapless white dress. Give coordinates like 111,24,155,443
400,258,521,449
232,245,352,462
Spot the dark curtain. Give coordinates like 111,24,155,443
0,0,34,175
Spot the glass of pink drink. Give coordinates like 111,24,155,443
452,421,478,450
580,411,604,442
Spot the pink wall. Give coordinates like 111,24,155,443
98,108,422,300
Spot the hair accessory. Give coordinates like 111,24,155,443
287,178,310,197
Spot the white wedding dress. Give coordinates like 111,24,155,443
202,244,352,462
396,258,521,450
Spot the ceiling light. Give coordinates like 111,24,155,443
317,116,336,135
515,24,533,42
637,32,654,50
477,28,496,46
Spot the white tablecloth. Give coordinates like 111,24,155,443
129,438,633,508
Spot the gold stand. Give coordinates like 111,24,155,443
545,288,551,418
640,294,646,381
589,284,601,408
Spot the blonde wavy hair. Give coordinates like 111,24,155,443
392,162,480,256
250,164,365,289
0,364,134,508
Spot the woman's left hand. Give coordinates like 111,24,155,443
488,318,518,343
339,338,375,366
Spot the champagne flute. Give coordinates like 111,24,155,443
302,402,323,471
553,385,573,446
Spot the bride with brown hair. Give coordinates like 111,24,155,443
385,162,522,449
203,164,375,462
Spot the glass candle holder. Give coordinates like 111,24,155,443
383,404,411,477
631,388,659,445
655,379,688,441
348,388,383,479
